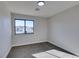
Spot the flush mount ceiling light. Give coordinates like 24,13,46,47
37,1,45,7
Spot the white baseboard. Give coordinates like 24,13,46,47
12,40,47,47
3,47,12,58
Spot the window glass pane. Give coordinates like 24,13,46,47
15,20,25,34
26,21,34,33
15,20,24,26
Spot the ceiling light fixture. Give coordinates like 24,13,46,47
37,1,45,7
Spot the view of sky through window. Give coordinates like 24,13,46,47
15,20,24,26
26,21,33,27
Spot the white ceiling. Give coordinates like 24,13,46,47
4,1,79,18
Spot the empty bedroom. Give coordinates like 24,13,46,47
0,0,79,58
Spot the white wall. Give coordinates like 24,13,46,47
0,2,11,58
48,4,79,56
11,13,47,46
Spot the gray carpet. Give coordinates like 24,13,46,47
7,42,75,58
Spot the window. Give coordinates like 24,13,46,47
26,21,34,33
15,20,25,34
15,19,34,34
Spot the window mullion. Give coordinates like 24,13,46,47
24,20,26,34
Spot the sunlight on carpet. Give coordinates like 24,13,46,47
32,49,78,58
